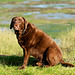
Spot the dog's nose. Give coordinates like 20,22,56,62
14,24,19,30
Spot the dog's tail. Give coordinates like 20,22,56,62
61,61,74,67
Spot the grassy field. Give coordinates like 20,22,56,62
57,28,75,64
0,0,75,2
0,0,75,29
0,0,24,2
0,0,75,74
1,21,75,38
0,27,75,75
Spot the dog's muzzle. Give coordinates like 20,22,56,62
15,30,19,34
14,23,20,30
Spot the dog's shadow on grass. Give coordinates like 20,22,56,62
0,55,37,66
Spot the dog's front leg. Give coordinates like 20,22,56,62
18,48,30,70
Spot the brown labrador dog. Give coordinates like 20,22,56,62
10,17,74,70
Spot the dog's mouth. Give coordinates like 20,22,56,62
15,30,19,34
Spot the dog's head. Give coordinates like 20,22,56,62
10,17,28,35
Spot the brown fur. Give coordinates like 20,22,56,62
10,17,74,70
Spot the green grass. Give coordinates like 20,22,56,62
0,63,74,75
42,8,75,14
56,27,75,65
0,30,22,56
0,0,25,2
36,22,75,38
0,22,75,38
0,0,74,2
0,55,74,75
0,24,9,27
58,27,75,59
43,0,75,2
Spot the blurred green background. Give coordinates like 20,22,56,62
0,0,75,38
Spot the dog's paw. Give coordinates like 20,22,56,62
18,66,25,70
36,62,43,67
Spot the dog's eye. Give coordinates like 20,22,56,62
18,19,22,21
13,19,16,22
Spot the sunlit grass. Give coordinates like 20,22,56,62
57,27,75,63
59,28,75,51
0,30,22,56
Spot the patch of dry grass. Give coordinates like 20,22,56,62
0,30,22,56
58,27,75,63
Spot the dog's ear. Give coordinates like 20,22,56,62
10,20,13,29
22,17,28,29
10,17,15,29
22,17,28,34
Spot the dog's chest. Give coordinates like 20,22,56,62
17,36,31,49
18,40,24,49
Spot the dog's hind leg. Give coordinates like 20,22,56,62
44,47,63,67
